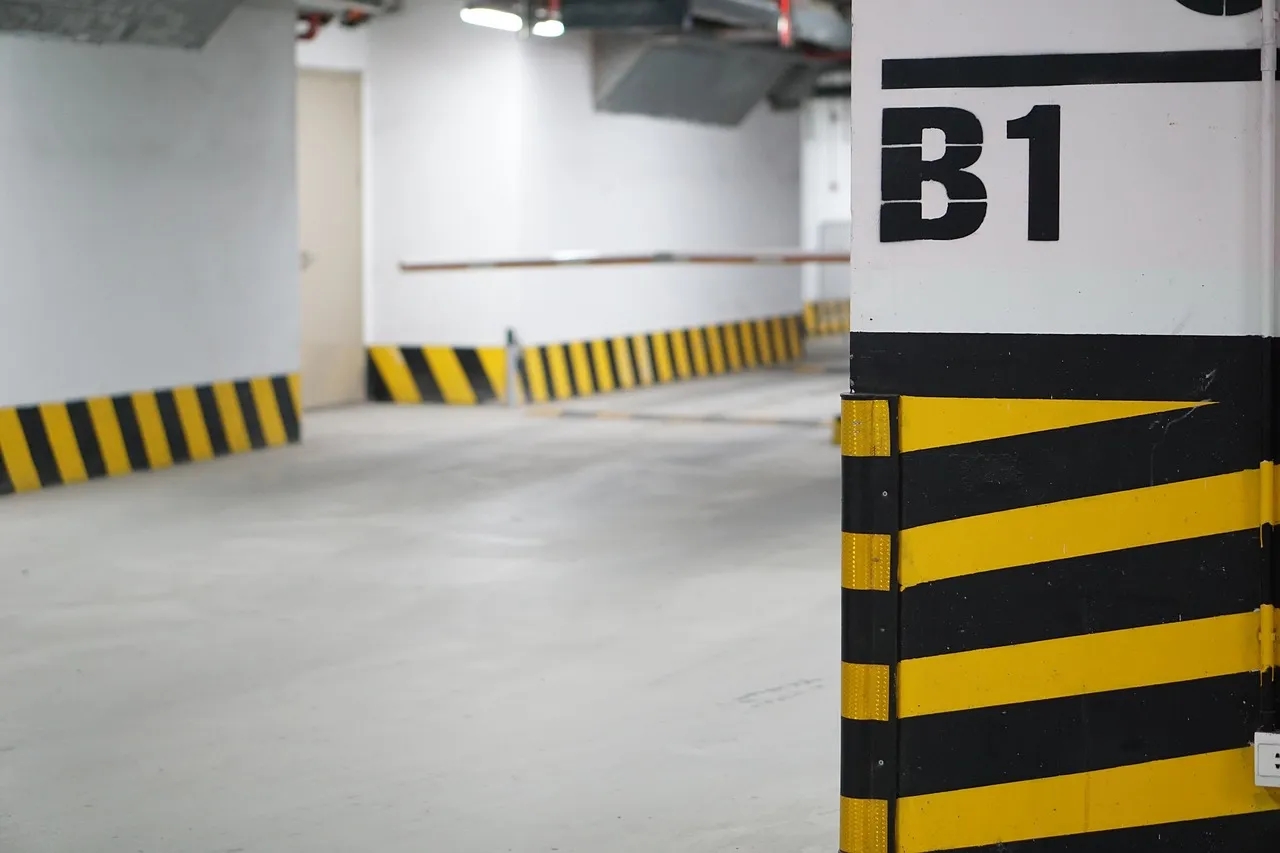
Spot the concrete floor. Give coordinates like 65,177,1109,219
0,338,847,853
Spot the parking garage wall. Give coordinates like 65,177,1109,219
0,5,300,410
366,0,802,350
800,97,851,335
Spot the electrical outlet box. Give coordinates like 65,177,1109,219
1255,732,1280,788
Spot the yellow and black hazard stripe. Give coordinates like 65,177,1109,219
840,396,900,853
805,298,850,337
518,315,805,404
0,373,300,497
367,346,508,404
368,313,806,406
843,331,1280,853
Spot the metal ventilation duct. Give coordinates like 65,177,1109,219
0,0,245,48
594,33,804,126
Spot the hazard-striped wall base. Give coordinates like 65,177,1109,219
368,313,806,405
805,299,850,337
0,373,300,496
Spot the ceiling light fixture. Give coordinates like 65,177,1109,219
459,4,524,32
531,0,563,37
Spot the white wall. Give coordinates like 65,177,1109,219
368,0,801,347
296,19,369,73
0,5,299,408
800,96,851,304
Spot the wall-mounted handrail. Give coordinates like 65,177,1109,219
399,249,849,274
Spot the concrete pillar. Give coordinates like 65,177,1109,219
842,2,1280,851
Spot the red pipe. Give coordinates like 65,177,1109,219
777,0,793,48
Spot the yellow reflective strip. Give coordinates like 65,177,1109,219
87,397,132,476
842,662,891,721
841,398,892,457
212,382,252,454
567,341,595,396
250,377,288,446
705,326,727,374
631,336,654,385
652,333,675,382
899,397,1205,452
546,346,574,400
423,347,478,405
0,408,41,491
670,330,693,379
739,321,758,367
898,748,1275,853
477,347,510,401
770,317,788,362
591,339,616,392
843,532,891,591
841,797,888,853
724,324,743,370
172,387,214,461
369,347,422,403
37,404,88,484
131,391,173,469
690,329,710,376
901,469,1258,588
899,612,1258,719
523,347,551,403
786,315,803,359
611,338,636,389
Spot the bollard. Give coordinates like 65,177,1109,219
505,328,519,407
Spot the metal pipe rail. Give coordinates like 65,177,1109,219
399,249,849,273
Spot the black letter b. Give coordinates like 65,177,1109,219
880,107,987,243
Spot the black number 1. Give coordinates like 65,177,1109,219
1007,105,1061,242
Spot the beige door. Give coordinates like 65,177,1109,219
297,69,364,410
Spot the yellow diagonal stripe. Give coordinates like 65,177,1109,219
0,408,41,492
724,324,743,371
212,382,252,454
670,331,693,379
39,404,88,484
739,321,758,367
523,347,551,404
632,336,655,385
370,347,422,403
172,387,214,462
841,398,892,458
899,397,1207,452
652,334,675,382
770,317,787,362
755,319,774,364
131,391,173,469
898,748,1277,853
568,341,595,396
250,377,289,447
841,797,888,853
842,662,891,721
591,339,616,393
843,532,891,591
546,346,574,400
901,469,1258,587
786,315,803,359
87,397,132,476
689,329,710,376
477,347,510,401
612,338,636,389
424,347,478,404
706,326,727,374
899,612,1258,719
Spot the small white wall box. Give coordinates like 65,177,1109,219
1255,732,1280,788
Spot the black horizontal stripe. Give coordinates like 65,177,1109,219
849,332,1263,409
843,589,897,666
938,810,1280,853
901,530,1259,659
900,404,1259,528
842,456,899,535
883,49,1260,90
841,717,897,800
899,673,1257,797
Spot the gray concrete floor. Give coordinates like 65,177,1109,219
0,337,847,853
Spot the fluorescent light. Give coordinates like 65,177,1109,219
531,18,564,37
459,6,524,32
